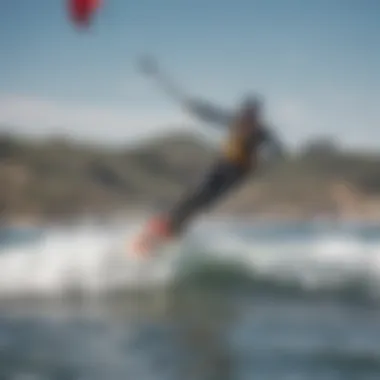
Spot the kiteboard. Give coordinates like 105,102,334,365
128,215,178,257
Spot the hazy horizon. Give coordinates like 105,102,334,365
1,1,379,150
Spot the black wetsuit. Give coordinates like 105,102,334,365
168,127,272,234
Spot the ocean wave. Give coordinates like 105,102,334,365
0,222,380,303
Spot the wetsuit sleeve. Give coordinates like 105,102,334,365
183,98,234,128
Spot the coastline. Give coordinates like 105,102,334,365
2,207,380,230
2,132,380,229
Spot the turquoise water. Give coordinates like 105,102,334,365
0,220,380,379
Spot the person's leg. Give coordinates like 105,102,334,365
168,161,247,234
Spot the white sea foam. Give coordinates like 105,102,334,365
0,220,380,299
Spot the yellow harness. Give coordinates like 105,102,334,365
222,132,252,167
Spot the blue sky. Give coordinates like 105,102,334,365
0,0,379,149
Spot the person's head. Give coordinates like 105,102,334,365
239,94,263,118
234,94,264,133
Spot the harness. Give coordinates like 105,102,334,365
222,130,261,168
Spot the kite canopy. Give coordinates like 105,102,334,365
68,0,102,26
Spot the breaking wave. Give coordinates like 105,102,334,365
1,220,380,303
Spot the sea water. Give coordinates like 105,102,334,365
0,219,379,379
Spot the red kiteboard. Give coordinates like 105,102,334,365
131,215,175,257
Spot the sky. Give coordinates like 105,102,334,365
0,0,379,150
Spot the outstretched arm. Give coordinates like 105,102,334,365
183,98,233,128
138,56,233,129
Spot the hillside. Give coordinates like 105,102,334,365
1,131,380,222
0,131,215,221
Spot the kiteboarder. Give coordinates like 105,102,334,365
145,94,285,241
133,68,285,254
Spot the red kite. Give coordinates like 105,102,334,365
68,0,102,27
